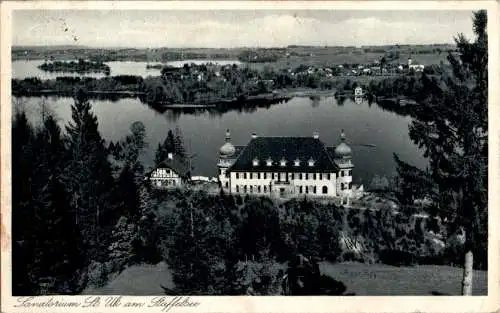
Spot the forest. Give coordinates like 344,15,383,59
12,63,335,105
38,59,111,74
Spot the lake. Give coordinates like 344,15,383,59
14,95,427,185
11,59,243,80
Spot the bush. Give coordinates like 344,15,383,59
340,251,363,262
86,261,108,288
378,249,415,266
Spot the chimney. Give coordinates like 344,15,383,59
167,152,173,160
251,132,258,139
313,132,319,140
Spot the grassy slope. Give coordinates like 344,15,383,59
83,261,487,295
83,262,174,295
319,262,488,296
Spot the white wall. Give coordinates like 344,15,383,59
336,168,353,196
150,168,182,188
218,157,235,191
229,171,337,197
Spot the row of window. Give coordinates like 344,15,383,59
253,158,316,167
235,172,335,180
340,182,353,190
229,182,352,193
298,185,328,194
151,168,176,178
340,170,353,177
154,179,177,187
234,185,330,195
236,185,269,194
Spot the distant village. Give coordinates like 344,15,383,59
154,56,426,82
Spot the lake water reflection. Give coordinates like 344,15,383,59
11,60,242,80
15,95,427,185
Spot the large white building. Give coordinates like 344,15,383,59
217,130,354,201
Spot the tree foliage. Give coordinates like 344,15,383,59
65,89,114,263
12,111,83,295
394,10,488,270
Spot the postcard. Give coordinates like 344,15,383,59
1,1,499,313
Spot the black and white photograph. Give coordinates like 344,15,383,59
1,1,498,310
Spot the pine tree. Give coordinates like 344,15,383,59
34,114,83,294
173,127,186,158
12,111,83,294
109,121,148,221
113,164,140,219
64,89,114,264
394,10,487,295
30,173,83,294
120,121,147,179
12,111,36,295
154,130,175,166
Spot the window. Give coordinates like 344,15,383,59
225,182,229,188
252,158,259,166
348,170,352,176
308,158,315,167
340,183,344,190
244,185,247,192
299,186,303,193
313,173,317,180
264,172,267,179
313,186,317,194
258,186,261,193
258,173,261,179
306,186,309,194
244,172,247,179
236,185,239,192
349,182,352,189
341,171,344,177
291,173,295,180
322,186,328,194
250,185,253,193
250,173,253,179
264,185,267,193
294,159,300,167
306,173,309,180
319,173,322,180
236,173,240,179
266,158,273,166
327,173,331,180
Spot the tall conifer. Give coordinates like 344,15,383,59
395,10,487,295
65,89,113,263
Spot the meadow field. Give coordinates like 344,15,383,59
84,261,487,296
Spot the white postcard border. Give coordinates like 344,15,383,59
1,1,499,313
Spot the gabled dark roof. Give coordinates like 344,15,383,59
233,146,245,158
228,137,339,172
326,146,336,158
147,158,191,178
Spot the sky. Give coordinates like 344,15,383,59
13,10,476,48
